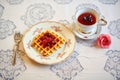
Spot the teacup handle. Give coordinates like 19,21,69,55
98,16,107,26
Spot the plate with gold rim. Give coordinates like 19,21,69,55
23,21,75,65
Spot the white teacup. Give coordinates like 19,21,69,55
75,8,107,34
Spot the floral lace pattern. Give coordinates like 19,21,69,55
50,51,83,80
108,19,120,39
0,50,26,80
6,0,24,5
0,4,4,18
54,0,73,4
0,19,16,39
21,3,55,26
0,0,119,80
76,37,96,47
58,20,70,25
75,4,100,15
99,0,118,5
104,50,120,80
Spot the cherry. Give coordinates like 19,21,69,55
82,16,87,21
40,36,47,40
39,32,58,48
51,41,56,45
45,33,52,37
46,42,51,46
47,37,53,42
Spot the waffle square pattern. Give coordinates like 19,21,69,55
31,30,66,56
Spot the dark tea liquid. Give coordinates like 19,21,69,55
78,12,96,25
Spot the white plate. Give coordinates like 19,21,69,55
23,21,75,65
73,23,102,39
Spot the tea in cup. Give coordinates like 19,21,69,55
75,8,107,34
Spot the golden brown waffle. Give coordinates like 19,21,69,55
31,30,65,56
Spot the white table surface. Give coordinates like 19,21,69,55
0,0,120,80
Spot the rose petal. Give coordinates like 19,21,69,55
97,34,111,48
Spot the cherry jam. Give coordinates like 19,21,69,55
77,12,96,25
40,32,56,48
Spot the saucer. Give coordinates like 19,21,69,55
73,23,102,39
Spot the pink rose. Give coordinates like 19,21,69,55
97,34,111,48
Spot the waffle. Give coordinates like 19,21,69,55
31,30,66,56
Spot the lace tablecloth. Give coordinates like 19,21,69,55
0,0,120,80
